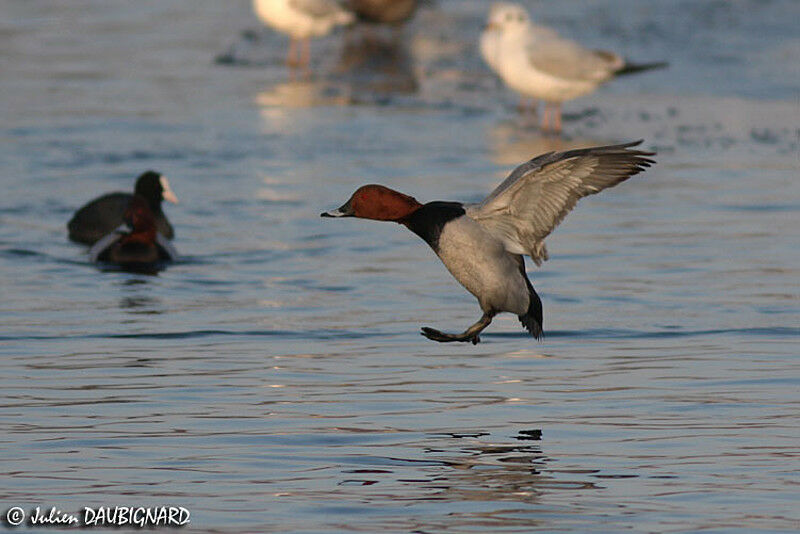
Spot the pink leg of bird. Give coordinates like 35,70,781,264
287,38,298,67
541,103,550,132
553,103,562,134
301,38,311,69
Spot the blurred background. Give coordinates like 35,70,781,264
0,1,798,532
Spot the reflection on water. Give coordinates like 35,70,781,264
422,439,583,503
1,1,799,533
255,80,352,109
254,32,417,116
119,294,162,314
488,122,607,166
333,33,418,97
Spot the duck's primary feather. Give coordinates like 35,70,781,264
466,140,655,265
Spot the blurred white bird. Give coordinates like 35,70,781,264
485,2,666,133
252,0,355,68
480,3,558,116
479,4,504,76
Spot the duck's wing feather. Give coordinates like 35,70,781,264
527,28,623,82
88,224,128,263
155,232,178,261
466,141,655,265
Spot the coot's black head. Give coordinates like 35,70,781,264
133,171,179,211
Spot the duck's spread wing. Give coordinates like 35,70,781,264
527,29,623,82
466,141,655,266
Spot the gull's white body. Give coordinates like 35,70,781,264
498,28,605,103
490,3,624,104
253,0,353,39
480,23,502,75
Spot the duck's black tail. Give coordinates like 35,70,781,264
616,60,669,77
519,283,544,341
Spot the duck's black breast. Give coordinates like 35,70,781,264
68,192,173,245
403,201,465,251
106,242,163,265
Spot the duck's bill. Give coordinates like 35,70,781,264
160,176,179,204
320,202,353,218
320,208,348,218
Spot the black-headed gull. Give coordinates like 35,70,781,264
252,0,354,67
485,3,666,132
481,2,558,115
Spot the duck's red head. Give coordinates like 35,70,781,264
121,196,158,244
321,184,422,222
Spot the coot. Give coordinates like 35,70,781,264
68,170,178,245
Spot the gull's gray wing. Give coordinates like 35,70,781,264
290,0,350,18
466,141,655,265
527,29,624,82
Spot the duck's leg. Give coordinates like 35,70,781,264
421,313,494,345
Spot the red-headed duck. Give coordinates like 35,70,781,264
322,140,655,344
68,170,178,245
89,195,177,271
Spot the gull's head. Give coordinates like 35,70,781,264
487,3,531,33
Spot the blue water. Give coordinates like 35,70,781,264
1,0,798,532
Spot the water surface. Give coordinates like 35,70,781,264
1,0,798,532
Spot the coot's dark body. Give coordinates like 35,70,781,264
68,192,174,244
67,171,176,245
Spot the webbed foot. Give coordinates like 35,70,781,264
421,327,480,345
